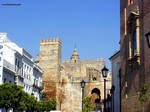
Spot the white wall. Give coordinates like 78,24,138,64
110,52,120,112
0,44,4,84
3,71,15,84
22,55,33,95
3,44,15,66
33,64,43,101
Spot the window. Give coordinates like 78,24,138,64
28,87,30,92
29,68,31,74
15,58,17,65
15,58,17,71
22,63,24,76
93,77,97,81
4,78,6,83
27,66,28,73
24,65,26,77
133,31,137,56
18,61,20,68
127,11,140,65
128,0,133,5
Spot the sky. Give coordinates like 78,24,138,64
0,0,120,70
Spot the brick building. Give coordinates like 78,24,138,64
36,38,112,112
120,0,150,111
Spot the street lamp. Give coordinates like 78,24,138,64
101,66,109,112
110,85,115,112
145,31,150,48
101,66,109,78
80,80,85,111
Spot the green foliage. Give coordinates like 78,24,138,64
0,83,56,112
34,100,56,112
24,94,38,111
82,97,93,112
46,100,56,110
0,83,24,110
139,83,150,104
42,92,47,100
34,101,43,112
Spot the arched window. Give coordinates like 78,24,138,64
127,11,140,65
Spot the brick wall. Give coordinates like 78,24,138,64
120,0,150,111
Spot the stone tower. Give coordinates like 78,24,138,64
36,38,62,101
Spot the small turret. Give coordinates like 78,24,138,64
70,47,80,62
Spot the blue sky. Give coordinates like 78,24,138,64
0,0,120,69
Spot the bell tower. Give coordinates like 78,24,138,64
70,47,80,62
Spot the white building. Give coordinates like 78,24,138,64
0,32,43,102
109,51,121,112
33,63,43,101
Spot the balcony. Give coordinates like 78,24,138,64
33,79,44,91
33,79,38,87
3,59,14,72
15,67,24,81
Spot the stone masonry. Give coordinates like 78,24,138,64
36,38,111,112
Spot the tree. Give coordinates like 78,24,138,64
82,97,93,112
0,83,24,112
0,83,56,112
34,100,56,112
34,101,43,112
19,92,37,112
17,91,29,111
46,100,56,110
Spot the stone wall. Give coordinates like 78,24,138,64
59,59,112,111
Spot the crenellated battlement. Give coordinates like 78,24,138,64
40,38,62,44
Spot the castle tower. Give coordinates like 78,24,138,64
36,38,62,101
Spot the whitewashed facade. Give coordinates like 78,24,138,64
0,33,43,112
33,63,43,101
109,51,121,112
22,49,34,95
